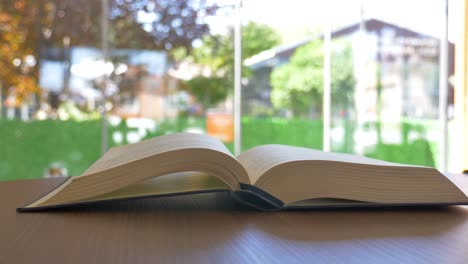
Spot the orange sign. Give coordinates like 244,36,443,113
206,113,234,143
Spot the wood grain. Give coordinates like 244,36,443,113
1,176,468,264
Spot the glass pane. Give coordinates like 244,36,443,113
1,0,461,182
0,0,231,181
330,0,447,169
105,0,236,152
241,0,456,171
1,1,104,180
241,0,327,151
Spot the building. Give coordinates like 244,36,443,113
38,46,189,119
243,19,454,121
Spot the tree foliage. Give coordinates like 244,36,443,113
0,1,43,102
0,0,217,103
184,76,227,108
109,0,217,51
270,39,356,117
185,21,281,109
191,21,281,76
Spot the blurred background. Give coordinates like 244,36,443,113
1,0,468,180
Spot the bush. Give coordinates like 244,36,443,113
0,117,439,181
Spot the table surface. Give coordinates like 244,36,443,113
1,175,468,264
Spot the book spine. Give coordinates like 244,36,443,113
229,184,284,211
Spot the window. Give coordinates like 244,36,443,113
0,0,465,181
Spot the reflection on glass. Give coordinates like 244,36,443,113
0,0,462,182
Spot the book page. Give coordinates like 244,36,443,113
83,133,235,175
27,133,249,208
237,144,425,185
238,145,467,205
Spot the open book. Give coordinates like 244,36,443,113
18,133,468,212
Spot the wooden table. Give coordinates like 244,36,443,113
1,175,468,264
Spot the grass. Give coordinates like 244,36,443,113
0,117,439,181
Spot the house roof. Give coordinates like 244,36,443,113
244,18,441,69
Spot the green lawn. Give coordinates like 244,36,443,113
0,117,439,181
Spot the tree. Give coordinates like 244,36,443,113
184,76,227,109
0,0,218,104
270,39,355,117
185,21,281,109
0,1,43,104
109,0,218,51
